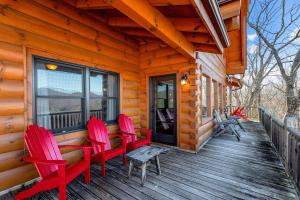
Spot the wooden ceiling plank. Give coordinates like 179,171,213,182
109,17,208,33
122,28,214,45
109,17,240,32
77,0,192,9
76,0,241,21
105,0,195,58
194,44,220,54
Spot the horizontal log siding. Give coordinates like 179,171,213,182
0,0,140,192
139,42,197,151
196,52,226,151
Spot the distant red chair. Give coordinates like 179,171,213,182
118,114,151,150
15,125,91,200
232,107,248,120
87,117,127,176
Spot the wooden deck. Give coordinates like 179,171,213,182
2,121,299,200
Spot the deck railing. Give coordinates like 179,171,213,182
226,106,259,120
259,107,300,189
37,109,104,130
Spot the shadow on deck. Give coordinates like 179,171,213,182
2,121,299,200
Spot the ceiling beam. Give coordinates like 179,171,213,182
77,0,192,9
220,0,241,19
108,17,240,32
122,28,214,44
105,0,195,58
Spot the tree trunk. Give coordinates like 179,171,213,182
284,81,299,129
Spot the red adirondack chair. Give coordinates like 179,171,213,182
118,114,151,150
15,125,91,200
87,117,127,176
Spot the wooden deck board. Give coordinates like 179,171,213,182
1,121,299,200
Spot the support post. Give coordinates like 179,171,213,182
229,86,233,113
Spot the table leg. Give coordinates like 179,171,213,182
141,163,147,186
155,156,161,175
155,155,161,175
128,160,133,179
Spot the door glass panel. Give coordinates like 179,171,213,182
151,75,176,145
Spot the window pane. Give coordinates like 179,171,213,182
157,84,167,98
90,98,107,121
212,82,215,112
36,97,83,131
90,72,107,97
36,61,83,97
202,76,208,117
157,99,165,109
108,74,117,97
107,98,117,121
219,84,223,112
89,71,118,122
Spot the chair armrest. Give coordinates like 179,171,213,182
87,138,105,153
120,131,136,136
58,145,92,149
24,156,66,166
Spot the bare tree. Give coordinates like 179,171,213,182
241,37,276,108
248,0,300,124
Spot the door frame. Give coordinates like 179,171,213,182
149,74,177,145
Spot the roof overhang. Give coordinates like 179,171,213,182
201,0,231,48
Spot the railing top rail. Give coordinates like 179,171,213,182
259,107,300,138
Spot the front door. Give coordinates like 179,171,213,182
150,74,177,145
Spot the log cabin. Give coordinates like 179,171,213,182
0,0,249,193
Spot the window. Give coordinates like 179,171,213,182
202,76,210,118
223,86,226,109
211,80,217,112
34,57,119,134
219,83,223,113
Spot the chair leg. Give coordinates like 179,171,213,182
101,160,106,176
59,184,67,200
85,167,91,184
14,186,40,200
122,153,127,166
15,179,58,200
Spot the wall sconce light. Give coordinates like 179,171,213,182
46,64,58,70
181,72,189,85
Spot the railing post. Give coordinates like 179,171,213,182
270,115,273,141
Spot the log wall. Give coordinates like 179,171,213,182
0,0,140,192
195,52,226,151
0,0,227,192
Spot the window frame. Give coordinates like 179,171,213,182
218,83,223,113
33,56,120,135
212,80,219,113
201,74,211,119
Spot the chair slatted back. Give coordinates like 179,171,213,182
213,110,225,129
25,125,62,179
166,109,174,121
157,109,170,130
87,117,111,154
118,114,137,143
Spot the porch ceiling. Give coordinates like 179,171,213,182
63,0,242,57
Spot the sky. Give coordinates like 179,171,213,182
247,0,300,56
245,0,300,84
